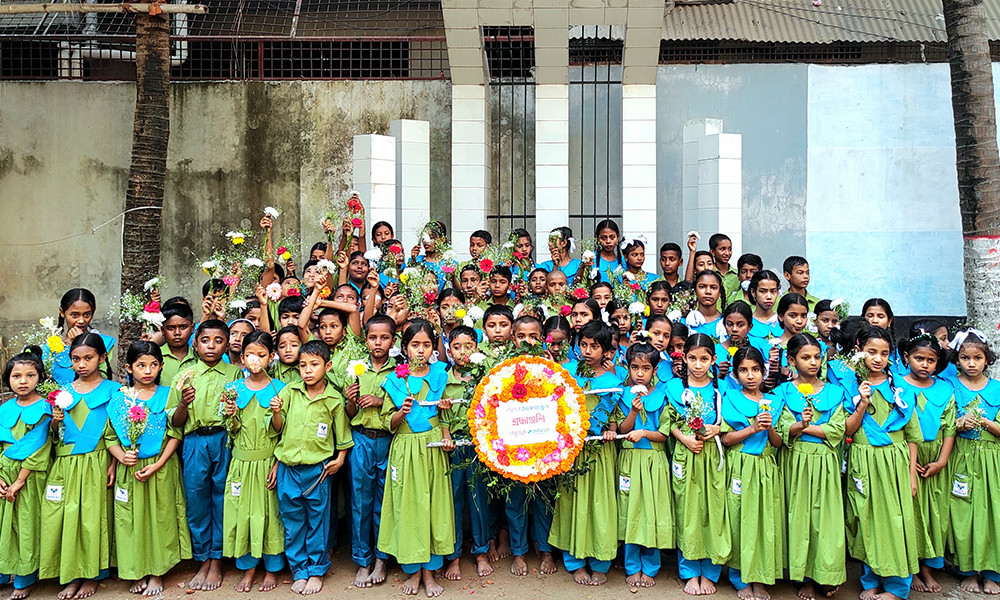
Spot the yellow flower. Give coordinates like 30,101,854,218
797,383,815,396
352,363,367,377
728,346,738,357
232,236,245,245
399,273,409,284
46,335,65,354
280,251,291,261
455,308,467,319
644,305,651,317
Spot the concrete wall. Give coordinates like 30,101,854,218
0,80,452,335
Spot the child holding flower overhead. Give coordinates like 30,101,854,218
377,320,454,598
720,346,785,600
550,321,622,587
0,348,53,600
222,332,286,593
40,334,119,599
775,334,848,598
948,329,1000,594
539,227,582,286
664,333,729,596
105,342,190,597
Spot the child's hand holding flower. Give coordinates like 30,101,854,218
801,405,813,424
122,449,139,467
269,397,282,415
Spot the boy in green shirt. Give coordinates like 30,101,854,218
709,233,740,300
273,340,353,596
159,300,198,388
782,256,820,312
169,319,242,592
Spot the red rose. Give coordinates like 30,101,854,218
286,288,302,297
497,451,510,467
45,390,59,407
513,251,523,260
423,291,437,304
514,364,528,382
488,394,500,408
479,259,494,273
351,217,363,228
389,244,403,255
143,301,160,313
630,283,641,291
395,364,410,379
669,351,683,361
511,383,528,399
276,246,288,254
690,417,704,430
553,385,565,398
559,305,571,317
572,288,588,299
348,198,362,213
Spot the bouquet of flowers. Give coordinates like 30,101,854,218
324,191,364,248
681,388,708,436
46,389,73,441
119,386,150,448
140,301,165,333
398,264,441,319
832,349,870,383
575,237,601,289
831,298,850,321
374,242,406,281
220,383,240,437
666,287,697,321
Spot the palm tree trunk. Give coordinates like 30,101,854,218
119,11,170,375
944,0,1000,344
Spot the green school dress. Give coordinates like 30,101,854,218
223,379,286,563
775,381,848,586
899,378,956,562
720,389,786,585
40,379,119,583
376,369,455,565
105,386,191,579
615,386,674,549
270,361,302,386
948,379,1000,574
0,398,52,581
843,380,921,579
548,366,621,562
663,379,731,566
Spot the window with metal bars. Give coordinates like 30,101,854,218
656,40,995,64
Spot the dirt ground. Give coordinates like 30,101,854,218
21,550,979,600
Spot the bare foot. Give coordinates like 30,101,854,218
961,576,982,594
911,576,929,593
640,574,656,588
421,570,443,598
188,561,211,591
301,576,322,596
737,586,756,600
475,555,493,578
8,586,32,600
874,593,905,600
511,556,528,576
573,568,592,586
799,582,817,600
859,589,878,600
496,530,511,559
626,573,643,587
823,585,841,598
984,580,1000,595
58,583,80,600
486,540,500,563
684,578,701,596
353,566,372,588
754,583,772,600
539,552,557,575
258,572,278,593
401,573,421,596
921,569,942,593
444,558,462,582
589,571,608,586
143,576,163,597
700,578,717,595
202,559,223,591
72,580,98,600
235,568,255,593
368,559,387,586
290,580,306,594
129,579,148,595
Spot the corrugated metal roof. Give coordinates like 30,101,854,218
662,0,1000,44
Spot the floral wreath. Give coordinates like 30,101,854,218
467,356,590,484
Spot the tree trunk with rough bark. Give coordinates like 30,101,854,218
944,0,1000,345
119,11,170,376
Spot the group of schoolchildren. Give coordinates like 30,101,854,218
1,213,998,600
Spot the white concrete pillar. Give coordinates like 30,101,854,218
534,83,570,251
389,119,430,251
451,84,491,260
681,118,723,239
698,132,743,258
621,83,658,269
352,134,396,245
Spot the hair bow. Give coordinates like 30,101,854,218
952,328,987,351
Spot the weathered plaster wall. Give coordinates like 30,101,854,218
0,80,452,335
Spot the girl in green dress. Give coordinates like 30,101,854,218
842,324,921,600
550,321,622,587
664,333,730,596
776,333,848,598
40,333,118,600
105,342,191,597
223,332,285,593
616,340,674,589
720,346,785,600
377,320,454,598
898,331,955,594
948,329,1000,594
0,348,53,600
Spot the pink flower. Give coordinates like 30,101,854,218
543,367,554,376
286,288,302,297
128,404,148,423
559,305,571,317
511,383,528,399
492,439,506,452
143,301,160,313
475,403,486,419
265,282,282,302
442,265,455,274
276,246,288,255
351,217,363,228
395,364,410,379
544,450,560,463
479,259,494,273
545,335,554,344
223,275,238,286
516,447,530,462
557,435,567,450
